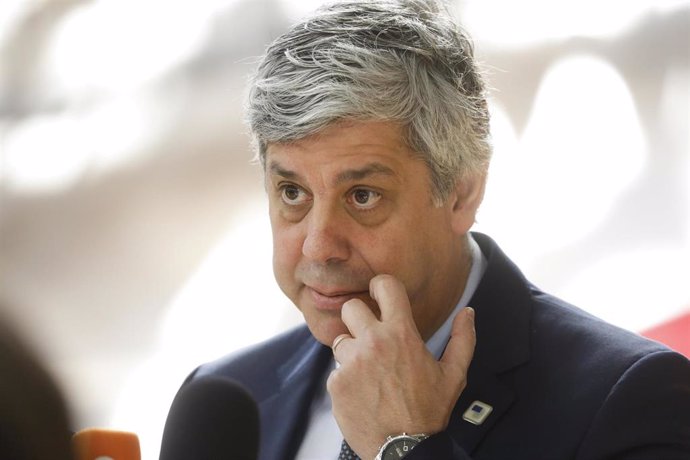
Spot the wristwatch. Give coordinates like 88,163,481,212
375,433,429,459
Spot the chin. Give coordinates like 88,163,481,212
304,315,349,346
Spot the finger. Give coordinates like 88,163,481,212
331,333,353,364
331,333,351,353
368,274,413,323
341,298,377,336
331,331,358,365
440,307,476,381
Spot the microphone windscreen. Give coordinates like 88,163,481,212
159,375,259,460
72,428,141,460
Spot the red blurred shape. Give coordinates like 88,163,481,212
641,309,690,358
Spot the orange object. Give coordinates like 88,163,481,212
72,428,141,460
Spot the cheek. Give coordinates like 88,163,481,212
270,220,303,284
353,228,406,277
363,221,438,288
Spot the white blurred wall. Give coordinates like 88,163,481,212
0,0,688,458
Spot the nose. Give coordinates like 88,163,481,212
301,201,351,264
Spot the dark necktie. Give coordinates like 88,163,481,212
338,439,361,460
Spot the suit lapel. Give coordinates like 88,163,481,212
447,362,516,452
446,233,533,454
257,335,332,460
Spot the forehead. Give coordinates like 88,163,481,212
264,120,419,179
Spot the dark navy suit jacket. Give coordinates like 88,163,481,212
184,233,690,459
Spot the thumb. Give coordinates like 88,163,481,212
440,307,476,383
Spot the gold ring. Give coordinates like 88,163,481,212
332,334,350,353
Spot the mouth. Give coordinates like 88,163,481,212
306,286,369,311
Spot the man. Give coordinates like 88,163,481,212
0,313,73,460
163,0,690,458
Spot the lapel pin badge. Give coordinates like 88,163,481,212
462,400,493,425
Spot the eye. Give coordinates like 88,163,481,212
348,188,381,210
280,184,310,206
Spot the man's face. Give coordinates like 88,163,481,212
266,121,470,345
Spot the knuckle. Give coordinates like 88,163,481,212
366,334,387,354
371,273,397,291
342,298,366,317
340,300,355,319
326,370,343,393
389,321,418,344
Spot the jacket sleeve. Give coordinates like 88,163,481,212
405,432,472,460
575,349,690,459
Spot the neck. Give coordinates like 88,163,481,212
417,234,473,341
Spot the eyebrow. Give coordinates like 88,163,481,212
268,161,398,185
268,162,300,180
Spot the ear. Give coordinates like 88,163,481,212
448,173,487,235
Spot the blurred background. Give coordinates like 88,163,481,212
0,0,688,457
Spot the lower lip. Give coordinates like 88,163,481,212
308,287,366,311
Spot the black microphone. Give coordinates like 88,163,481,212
159,375,259,460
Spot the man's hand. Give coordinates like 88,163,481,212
327,274,476,459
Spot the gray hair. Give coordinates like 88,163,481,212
246,0,491,202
